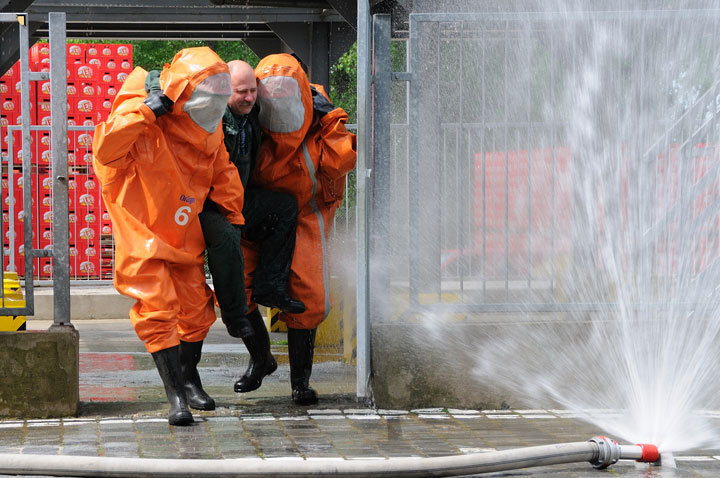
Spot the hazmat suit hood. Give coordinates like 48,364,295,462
254,54,313,154
157,47,232,153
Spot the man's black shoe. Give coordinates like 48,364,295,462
252,291,306,314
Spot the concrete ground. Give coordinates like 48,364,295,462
2,318,720,477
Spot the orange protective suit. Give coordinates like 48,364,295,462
93,47,245,353
244,54,356,329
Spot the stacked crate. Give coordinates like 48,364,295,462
1,63,32,278
0,43,132,280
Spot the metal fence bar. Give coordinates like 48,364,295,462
398,11,720,314
416,301,720,314
355,0,372,400
49,11,70,325
408,13,419,305
370,12,391,373
411,10,720,23
503,22,509,299
17,13,34,316
481,31,487,302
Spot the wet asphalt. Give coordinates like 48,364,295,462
1,319,720,477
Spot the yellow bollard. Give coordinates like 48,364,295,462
0,271,26,331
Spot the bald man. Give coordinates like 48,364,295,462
193,59,303,395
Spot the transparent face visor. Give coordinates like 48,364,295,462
257,76,305,133
183,72,232,133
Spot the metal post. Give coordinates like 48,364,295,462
49,12,70,326
355,0,372,400
18,13,34,316
409,16,441,304
370,14,391,328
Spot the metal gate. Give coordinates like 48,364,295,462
358,7,720,381
0,12,70,326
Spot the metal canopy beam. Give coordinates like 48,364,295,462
243,37,288,59
209,0,330,6
329,22,355,66
1,0,36,76
26,5,344,23
3,0,406,78
31,20,277,41
267,20,356,89
327,0,357,28
310,20,329,89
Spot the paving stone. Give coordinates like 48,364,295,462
3,320,720,477
61,444,99,456
21,445,60,454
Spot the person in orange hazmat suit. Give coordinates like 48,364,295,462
92,47,245,426
244,54,356,405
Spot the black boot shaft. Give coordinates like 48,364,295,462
235,309,277,393
151,346,194,426
288,327,318,405
179,340,216,411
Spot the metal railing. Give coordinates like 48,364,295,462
366,9,720,317
0,12,69,323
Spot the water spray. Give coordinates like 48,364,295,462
0,435,661,477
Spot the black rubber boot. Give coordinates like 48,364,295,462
179,340,215,411
234,309,278,393
222,311,254,339
252,291,306,315
151,346,194,426
288,327,318,405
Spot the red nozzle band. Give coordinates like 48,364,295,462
636,443,659,463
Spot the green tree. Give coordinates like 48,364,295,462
330,43,357,124
130,40,258,71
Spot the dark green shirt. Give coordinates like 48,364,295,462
222,104,262,188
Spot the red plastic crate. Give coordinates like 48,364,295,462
1,63,18,80
77,190,98,209
74,114,95,127
76,150,93,166
98,96,113,110
76,255,100,277
4,255,25,277
80,175,98,193
82,244,99,261
70,63,100,82
87,58,102,69
38,173,53,192
38,194,52,210
67,44,86,61
39,209,53,226
77,224,98,242
80,211,99,229
38,257,53,278
68,212,79,228
30,43,50,64
75,131,94,150
1,94,19,115
84,44,101,60
68,97,97,118
115,71,129,84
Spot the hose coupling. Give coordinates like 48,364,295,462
588,435,621,469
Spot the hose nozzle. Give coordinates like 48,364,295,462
635,443,660,464
589,436,661,469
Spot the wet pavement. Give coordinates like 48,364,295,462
2,319,720,477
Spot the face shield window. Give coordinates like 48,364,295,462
257,76,305,133
183,72,232,133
